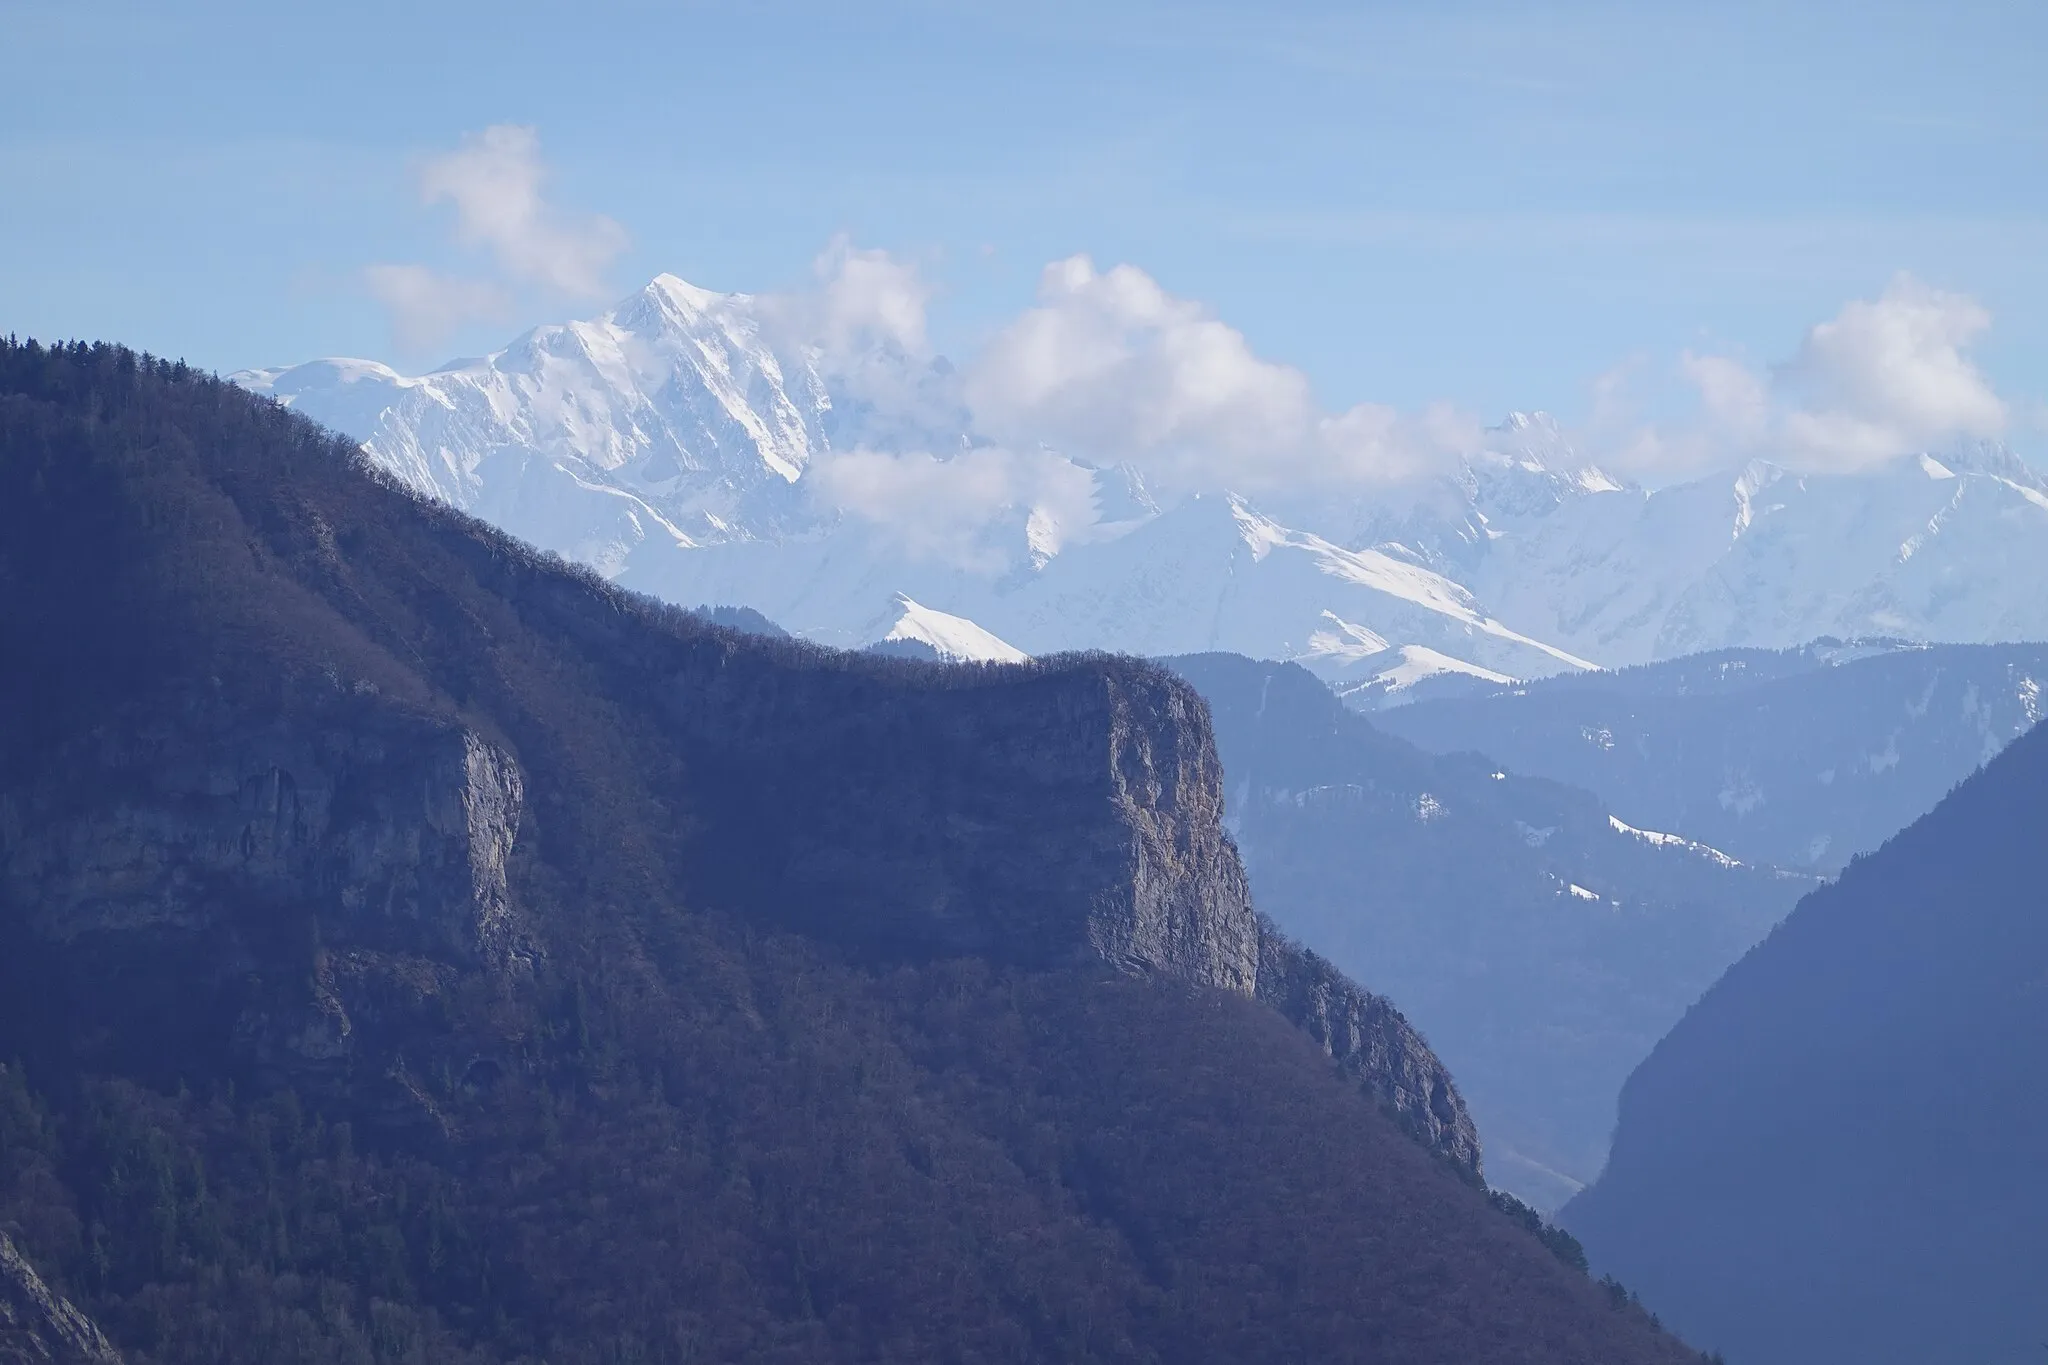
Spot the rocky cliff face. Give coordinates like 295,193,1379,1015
3,701,523,961
1256,925,1482,1176
0,689,530,1102
0,1233,118,1365
3,638,1468,1168
633,639,1267,994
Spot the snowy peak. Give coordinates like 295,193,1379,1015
641,271,736,318
236,274,848,570
864,594,1029,664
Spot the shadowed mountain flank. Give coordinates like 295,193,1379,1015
1565,716,2048,1365
0,341,1697,1365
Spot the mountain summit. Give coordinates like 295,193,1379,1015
242,278,2048,678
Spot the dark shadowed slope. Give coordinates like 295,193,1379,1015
0,342,1702,1365
1564,713,2048,1365
1378,639,2048,873
1165,653,1811,1212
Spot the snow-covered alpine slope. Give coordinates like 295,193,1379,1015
240,279,2048,675
1464,442,2048,666
863,594,1029,664
241,274,955,572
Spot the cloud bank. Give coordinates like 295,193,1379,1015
966,256,1479,491
1599,274,2011,480
782,254,2024,567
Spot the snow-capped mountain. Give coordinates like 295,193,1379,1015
1466,442,2048,665
239,277,2048,677
863,594,1028,664
242,274,957,573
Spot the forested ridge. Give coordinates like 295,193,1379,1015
0,340,1702,1364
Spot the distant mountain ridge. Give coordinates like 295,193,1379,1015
242,277,2048,683
1378,639,2048,872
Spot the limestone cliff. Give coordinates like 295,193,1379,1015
0,1233,118,1365
1256,923,1483,1176
0,690,529,1101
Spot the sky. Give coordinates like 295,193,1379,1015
3,0,2044,470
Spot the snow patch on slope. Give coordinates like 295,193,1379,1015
1608,814,1744,869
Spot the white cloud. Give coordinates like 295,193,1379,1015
1778,274,2006,467
1680,351,1771,443
809,446,1099,573
1590,275,2012,480
360,264,509,352
805,234,930,359
757,237,947,433
964,256,1472,492
416,124,628,298
366,125,627,352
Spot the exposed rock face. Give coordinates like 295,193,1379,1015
0,690,528,1095
548,613,1270,994
1096,670,1263,993
0,1233,119,1365
4,704,522,961
1257,926,1483,1177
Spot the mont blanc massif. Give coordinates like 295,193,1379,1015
240,273,2048,685
4,265,2047,1365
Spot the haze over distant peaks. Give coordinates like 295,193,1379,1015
241,276,2048,677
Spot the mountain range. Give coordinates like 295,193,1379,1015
1562,663,2048,1365
241,275,2048,682
1378,639,2048,872
0,339,1706,1364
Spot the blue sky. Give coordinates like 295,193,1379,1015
3,0,2043,447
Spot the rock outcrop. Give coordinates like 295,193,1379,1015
1257,924,1482,1176
0,1233,119,1365
0,693,529,1098
2,704,523,962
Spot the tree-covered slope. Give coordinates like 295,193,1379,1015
0,342,1701,1365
